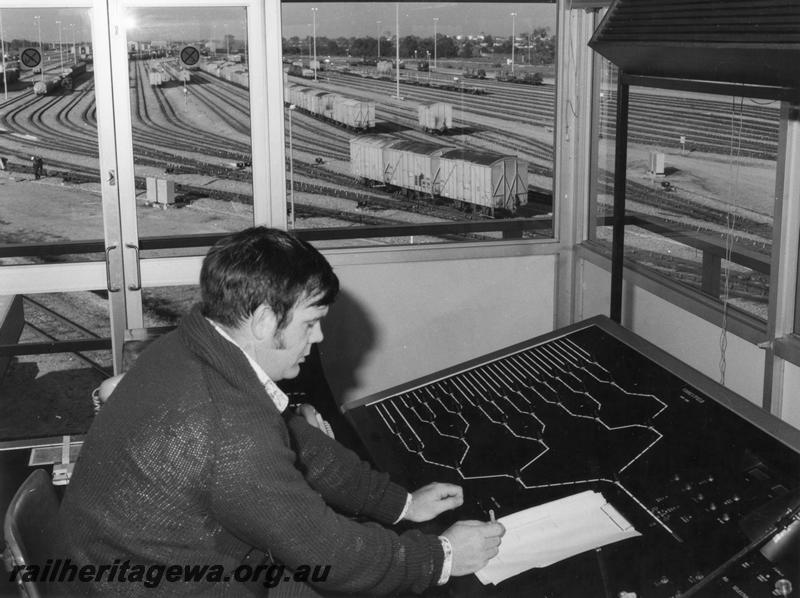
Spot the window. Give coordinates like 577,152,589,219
590,60,780,323
280,2,557,245
124,6,255,258
0,8,101,264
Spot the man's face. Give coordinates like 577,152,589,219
255,294,328,381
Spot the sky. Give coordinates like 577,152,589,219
0,4,556,46
281,3,557,40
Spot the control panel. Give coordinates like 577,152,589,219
346,317,800,597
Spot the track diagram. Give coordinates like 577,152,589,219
372,334,667,490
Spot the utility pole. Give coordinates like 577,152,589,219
311,7,318,81
0,11,6,101
56,20,63,73
510,12,516,74
433,17,438,71
34,15,43,82
394,3,401,99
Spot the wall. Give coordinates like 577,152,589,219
781,362,800,430
576,258,766,406
320,253,557,408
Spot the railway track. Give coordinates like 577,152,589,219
0,57,778,250
21,295,111,376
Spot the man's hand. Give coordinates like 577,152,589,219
404,483,464,522
440,520,506,576
295,403,335,439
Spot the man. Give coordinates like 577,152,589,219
59,227,504,596
31,155,43,179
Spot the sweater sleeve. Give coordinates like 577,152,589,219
208,397,444,596
284,413,408,525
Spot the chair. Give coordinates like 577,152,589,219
2,469,61,598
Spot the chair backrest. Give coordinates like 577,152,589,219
3,469,61,598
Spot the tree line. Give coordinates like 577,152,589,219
282,29,555,65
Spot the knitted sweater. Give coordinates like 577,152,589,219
58,306,444,597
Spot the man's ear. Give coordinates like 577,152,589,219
251,304,278,341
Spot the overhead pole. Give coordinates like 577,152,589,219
311,7,318,81
433,17,438,71
394,2,401,99
510,12,516,74
0,10,7,101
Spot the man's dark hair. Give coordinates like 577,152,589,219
200,227,339,330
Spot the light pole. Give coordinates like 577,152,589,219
433,17,438,71
510,12,516,74
0,10,6,101
426,50,430,80
376,21,381,59
288,104,296,228
34,16,43,82
311,7,318,81
394,2,401,99
56,20,63,73
528,27,532,65
70,24,76,63
453,76,464,145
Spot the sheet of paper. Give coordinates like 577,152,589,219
476,490,641,585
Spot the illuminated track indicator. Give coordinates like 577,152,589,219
372,336,666,489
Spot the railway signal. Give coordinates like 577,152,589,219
20,47,42,71
179,45,200,69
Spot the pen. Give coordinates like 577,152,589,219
489,509,496,522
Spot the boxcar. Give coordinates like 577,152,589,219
439,149,528,214
418,102,453,134
382,140,454,196
350,135,396,183
331,96,375,130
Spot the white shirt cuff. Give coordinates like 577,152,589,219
394,493,412,524
437,536,453,585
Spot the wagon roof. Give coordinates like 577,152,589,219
349,134,397,148
388,140,453,155
338,97,372,105
441,148,512,165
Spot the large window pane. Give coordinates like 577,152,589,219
0,292,111,443
591,61,778,322
0,8,101,264
281,2,556,244
125,7,253,258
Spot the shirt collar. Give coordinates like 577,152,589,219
207,318,289,413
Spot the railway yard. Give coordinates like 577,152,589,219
0,56,780,241
0,54,783,438
0,55,780,294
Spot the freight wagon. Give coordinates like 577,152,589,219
33,62,86,95
438,148,528,213
0,62,20,87
148,68,168,86
285,82,375,131
418,102,452,134
350,135,528,215
198,60,249,87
